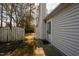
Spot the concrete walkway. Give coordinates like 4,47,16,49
37,40,66,56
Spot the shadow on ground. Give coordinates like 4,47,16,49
0,33,65,56
37,39,66,56
0,33,45,56
0,40,35,56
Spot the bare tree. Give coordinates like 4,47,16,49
0,3,37,31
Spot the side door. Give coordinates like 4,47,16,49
46,21,51,42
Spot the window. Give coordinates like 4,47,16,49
47,22,51,34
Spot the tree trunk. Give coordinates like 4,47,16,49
10,4,13,29
15,4,18,27
6,4,7,27
29,4,31,23
1,3,3,28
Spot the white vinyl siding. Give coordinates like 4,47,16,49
49,4,79,56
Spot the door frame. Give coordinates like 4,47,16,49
46,19,52,42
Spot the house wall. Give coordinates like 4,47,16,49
46,4,79,55
36,3,46,39
0,27,24,42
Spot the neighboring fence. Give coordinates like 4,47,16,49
0,27,25,42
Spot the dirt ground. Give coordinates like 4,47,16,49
0,33,45,56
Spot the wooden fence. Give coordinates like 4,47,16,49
0,27,25,42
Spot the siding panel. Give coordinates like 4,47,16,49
51,4,79,55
